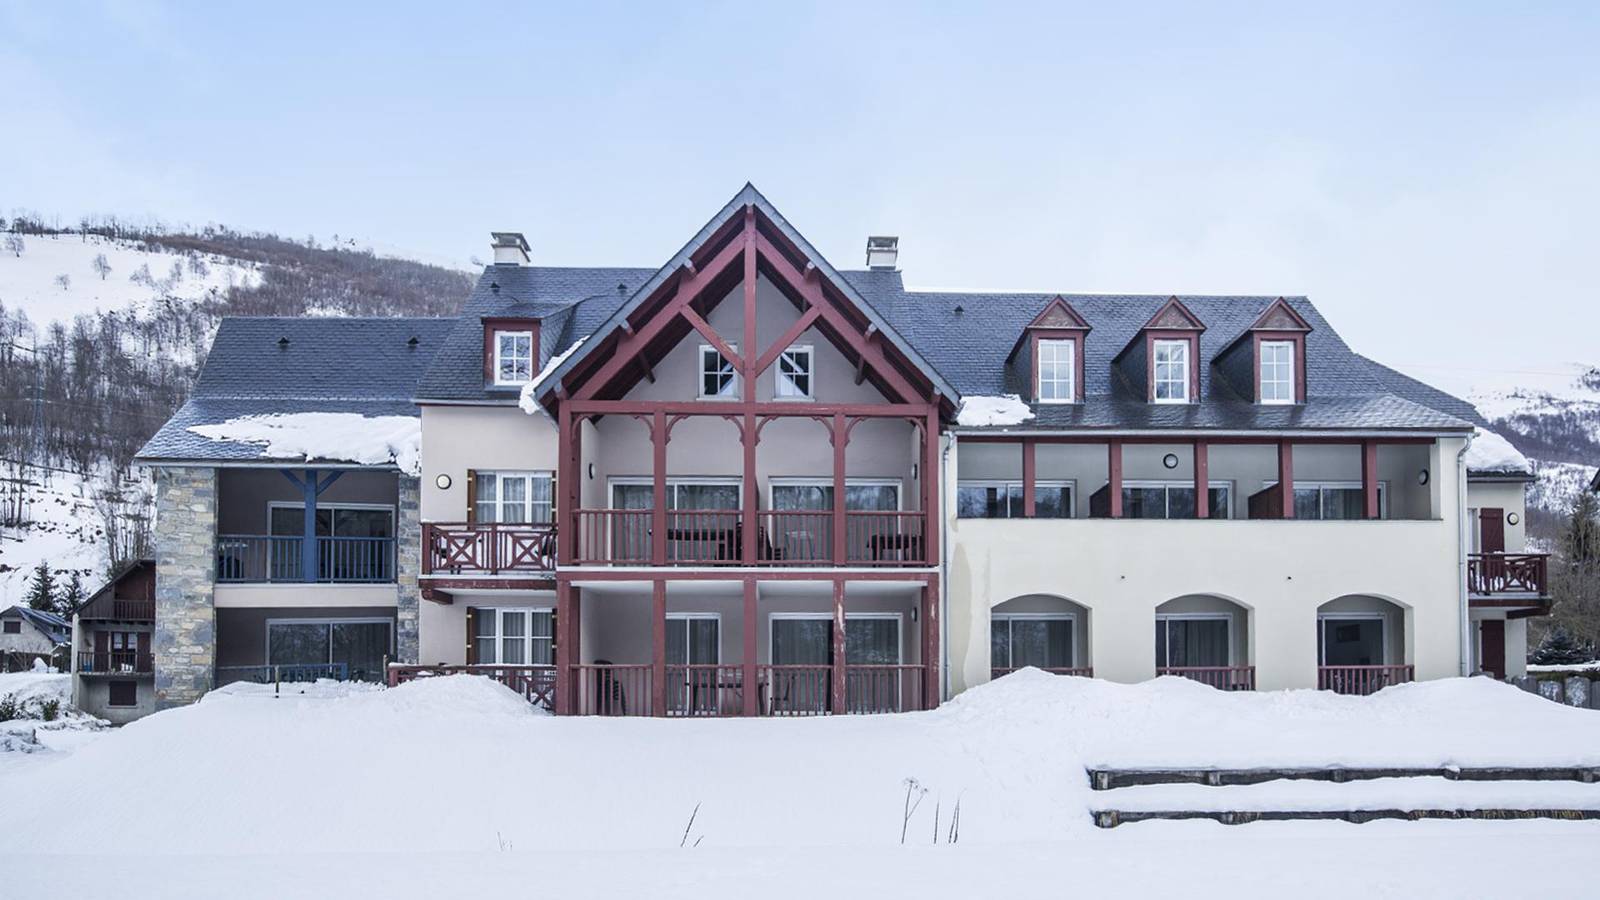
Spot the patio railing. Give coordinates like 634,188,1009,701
1158,665,1256,691
1318,664,1414,696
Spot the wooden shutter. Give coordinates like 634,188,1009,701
549,471,558,524
94,631,109,654
136,632,150,656
1479,508,1505,554
465,470,477,525
1480,619,1506,678
465,607,478,665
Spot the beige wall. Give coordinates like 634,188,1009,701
420,405,560,522
946,435,1469,692
1466,480,1529,551
214,584,399,608
417,589,557,664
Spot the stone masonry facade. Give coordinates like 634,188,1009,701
395,474,421,664
153,466,217,709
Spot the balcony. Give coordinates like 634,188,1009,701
1318,664,1414,695
77,598,155,621
422,522,557,576
1157,665,1256,690
77,651,153,676
571,509,929,567
216,535,396,583
1468,553,1549,599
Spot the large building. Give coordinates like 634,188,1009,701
133,184,1547,716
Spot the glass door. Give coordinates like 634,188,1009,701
845,616,902,713
770,617,831,714
666,615,721,714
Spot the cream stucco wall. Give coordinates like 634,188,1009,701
945,435,1469,693
419,404,560,522
1465,480,1530,551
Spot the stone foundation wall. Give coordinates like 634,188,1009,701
395,474,421,664
153,466,217,709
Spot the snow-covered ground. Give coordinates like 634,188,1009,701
0,671,107,773
0,232,259,325
1,672,1598,897
0,468,106,605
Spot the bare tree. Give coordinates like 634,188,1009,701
3,234,22,257
92,253,112,280
54,273,71,291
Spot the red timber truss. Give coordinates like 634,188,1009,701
532,195,953,715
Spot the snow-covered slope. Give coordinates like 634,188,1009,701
0,233,260,325
0,469,107,605
1470,363,1600,513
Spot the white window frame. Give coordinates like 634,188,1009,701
472,607,554,667
1259,340,1295,405
698,343,740,400
1265,480,1389,520
1152,339,1191,404
665,612,722,665
766,611,903,665
493,330,535,386
1036,338,1076,404
609,477,744,510
992,612,1078,669
1317,612,1390,667
266,501,396,535
767,477,903,511
774,344,815,400
955,479,1076,518
1121,480,1234,519
1154,612,1234,668
264,616,395,666
474,470,555,524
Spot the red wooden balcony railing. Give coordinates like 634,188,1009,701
758,665,833,716
572,508,930,567
664,664,745,716
1158,665,1256,691
1318,664,1414,696
843,664,925,714
387,664,557,709
569,663,655,716
77,651,153,675
423,523,557,575
1468,552,1549,597
77,598,156,621
991,666,1095,680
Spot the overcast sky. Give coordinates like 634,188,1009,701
3,1,1595,396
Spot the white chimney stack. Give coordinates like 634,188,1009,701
865,235,899,270
491,232,531,266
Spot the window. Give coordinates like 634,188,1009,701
775,346,814,399
267,618,393,682
472,608,553,666
1155,615,1231,668
1037,339,1075,403
1260,340,1295,404
992,615,1075,669
1122,481,1232,519
108,680,137,708
2,620,19,634
666,614,720,665
957,481,1074,518
494,331,535,385
475,471,554,524
268,504,395,538
1285,481,1385,520
1153,339,1190,403
267,504,396,582
699,344,739,398
1318,616,1387,666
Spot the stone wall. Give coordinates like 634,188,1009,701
1509,673,1600,710
153,466,217,709
395,474,421,664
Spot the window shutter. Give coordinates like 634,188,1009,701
465,607,478,665
465,470,477,525
549,471,558,525
136,632,150,657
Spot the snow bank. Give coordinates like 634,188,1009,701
0,672,106,759
955,394,1034,427
189,413,422,475
1466,428,1533,475
518,337,586,415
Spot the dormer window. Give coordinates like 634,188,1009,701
1153,340,1190,403
775,345,814,399
699,344,739,399
1259,340,1295,404
1037,339,1075,403
494,331,535,385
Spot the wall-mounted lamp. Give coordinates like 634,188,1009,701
912,463,919,480
1417,469,1430,485
588,463,596,480
1162,453,1180,469
910,606,918,622
434,474,452,490
1507,512,1520,526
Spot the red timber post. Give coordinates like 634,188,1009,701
831,578,847,714
1362,440,1380,519
921,574,940,709
1021,437,1037,518
557,405,576,566
741,207,759,565
832,412,848,565
1193,439,1209,519
742,578,758,716
1108,439,1124,518
651,579,667,717
1278,439,1295,519
742,412,758,564
923,407,940,565
555,579,577,714
652,410,668,565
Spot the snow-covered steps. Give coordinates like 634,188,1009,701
1090,777,1600,828
1088,765,1600,790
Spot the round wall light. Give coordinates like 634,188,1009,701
1507,512,1520,526
1162,453,1180,469
434,474,452,490
1417,469,1430,485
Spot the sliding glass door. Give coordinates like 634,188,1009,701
768,615,902,713
266,618,393,682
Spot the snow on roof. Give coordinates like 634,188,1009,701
1466,428,1533,476
955,394,1035,428
188,413,422,475
519,337,587,416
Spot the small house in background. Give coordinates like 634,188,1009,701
71,560,156,724
1,605,70,671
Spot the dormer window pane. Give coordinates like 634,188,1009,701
1037,339,1075,403
1153,340,1190,402
495,331,534,385
699,344,739,398
776,346,813,399
1260,340,1295,404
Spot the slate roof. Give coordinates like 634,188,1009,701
137,317,453,464
2,606,70,644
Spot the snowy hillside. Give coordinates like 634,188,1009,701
0,468,108,605
1470,363,1600,514
0,232,260,325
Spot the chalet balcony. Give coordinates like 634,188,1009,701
215,468,402,585
77,651,153,676
77,598,155,622
216,535,396,583
422,522,557,576
1468,552,1549,599
991,666,1094,679
570,509,930,567
1157,665,1257,691
1317,664,1414,695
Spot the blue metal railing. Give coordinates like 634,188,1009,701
216,535,395,583
214,663,351,687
